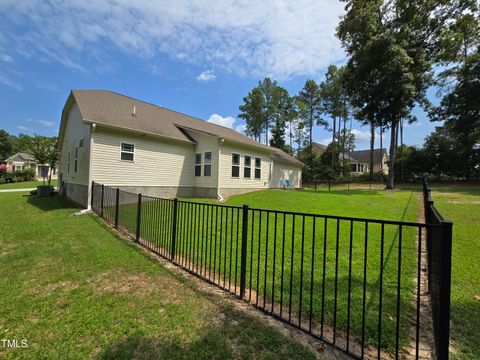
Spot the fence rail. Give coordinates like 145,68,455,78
77,181,452,359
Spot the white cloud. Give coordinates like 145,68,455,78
196,70,216,81
0,73,21,90
0,1,345,79
207,113,236,128
36,120,54,127
235,124,246,134
17,125,32,132
0,53,13,62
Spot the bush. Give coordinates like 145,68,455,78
10,176,17,183
14,171,25,182
0,177,5,185
23,168,36,181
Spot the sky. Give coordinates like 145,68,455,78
0,0,440,151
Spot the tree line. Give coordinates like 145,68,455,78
238,0,479,187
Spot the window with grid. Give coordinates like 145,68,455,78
244,155,251,178
254,157,261,179
74,147,78,172
204,152,211,177
121,143,134,161
195,153,202,177
231,153,240,177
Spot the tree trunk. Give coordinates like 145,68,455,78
369,121,375,180
400,119,404,182
379,120,383,171
332,116,336,166
386,120,398,190
289,120,293,155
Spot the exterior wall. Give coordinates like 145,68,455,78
373,153,389,174
116,186,194,199
91,127,195,188
59,103,91,186
218,141,271,195
270,161,302,188
64,182,88,207
185,130,219,190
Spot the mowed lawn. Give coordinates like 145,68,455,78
426,185,480,360
0,180,58,189
0,192,316,359
155,188,419,355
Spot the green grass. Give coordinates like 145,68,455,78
0,180,58,189
425,185,480,360
0,192,316,359
102,188,420,355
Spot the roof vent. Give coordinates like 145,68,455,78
132,106,136,117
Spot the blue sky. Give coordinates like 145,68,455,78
0,0,439,150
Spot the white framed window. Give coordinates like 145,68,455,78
195,153,202,177
254,157,261,179
231,153,240,178
14,164,22,172
204,152,212,177
67,151,70,174
74,147,78,172
120,143,134,161
244,155,251,178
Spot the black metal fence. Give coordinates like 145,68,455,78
423,180,453,360
85,181,452,360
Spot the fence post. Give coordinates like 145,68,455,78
136,193,142,242
100,184,104,217
239,204,249,298
90,181,94,210
114,188,120,228
438,220,453,360
328,179,331,191
170,198,178,261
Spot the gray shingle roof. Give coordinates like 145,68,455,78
66,90,302,167
349,149,388,163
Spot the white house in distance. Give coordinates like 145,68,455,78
4,152,58,180
58,90,303,208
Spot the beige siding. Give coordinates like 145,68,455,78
185,130,219,189
59,103,91,185
270,161,302,188
218,141,271,190
91,127,194,187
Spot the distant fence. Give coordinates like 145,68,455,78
64,181,453,360
423,180,453,360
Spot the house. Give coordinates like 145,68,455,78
4,152,58,179
58,90,303,208
349,149,389,175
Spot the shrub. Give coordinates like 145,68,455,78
23,168,36,181
0,177,5,185
10,176,17,183
14,171,25,182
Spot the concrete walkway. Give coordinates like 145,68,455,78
0,187,58,193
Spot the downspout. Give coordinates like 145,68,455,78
86,123,96,210
216,138,225,202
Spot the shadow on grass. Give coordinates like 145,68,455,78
96,307,315,360
450,299,480,359
25,194,80,212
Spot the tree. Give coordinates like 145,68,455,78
297,80,328,171
239,87,265,142
258,78,280,145
28,135,58,185
338,0,433,189
0,129,13,160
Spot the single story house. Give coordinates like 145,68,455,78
58,90,303,208
4,152,58,179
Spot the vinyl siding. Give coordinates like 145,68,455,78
185,130,219,189
91,127,194,187
270,162,302,188
59,103,91,185
218,141,271,190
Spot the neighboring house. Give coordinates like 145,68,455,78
58,90,303,208
349,149,389,175
4,152,58,179
311,142,388,175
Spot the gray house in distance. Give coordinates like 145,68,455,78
58,90,303,208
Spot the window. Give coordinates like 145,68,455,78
67,151,70,174
254,157,261,179
204,152,212,177
74,147,78,172
244,155,251,178
121,143,134,161
14,164,22,172
231,153,240,178
195,153,202,177
350,163,357,172
79,138,84,148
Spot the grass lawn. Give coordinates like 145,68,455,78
425,185,480,360
0,180,58,189
0,192,316,359
101,187,420,356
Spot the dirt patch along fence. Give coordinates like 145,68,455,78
81,181,452,360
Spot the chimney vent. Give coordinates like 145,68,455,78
132,106,136,116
